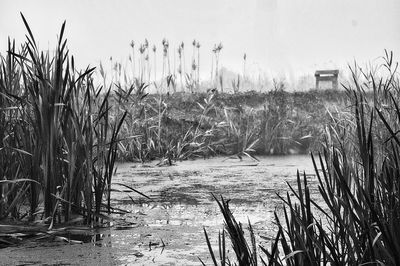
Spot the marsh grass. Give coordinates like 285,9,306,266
0,12,360,255
100,36,344,162
111,88,330,164
203,51,400,265
0,13,127,240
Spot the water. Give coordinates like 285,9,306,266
1,155,320,265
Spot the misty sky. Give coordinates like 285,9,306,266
1,0,399,83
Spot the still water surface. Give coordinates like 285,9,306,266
1,155,319,265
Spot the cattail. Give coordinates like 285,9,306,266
130,41,135,79
152,45,157,83
139,44,146,82
243,53,247,81
177,49,182,75
210,49,214,84
162,39,166,83
177,45,184,91
109,56,113,83
192,39,196,63
161,38,170,86
192,59,196,71
165,41,170,75
180,42,186,77
145,54,150,84
213,43,223,91
196,41,200,89
192,40,196,62
178,46,182,57
191,39,197,84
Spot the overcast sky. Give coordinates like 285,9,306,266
1,0,399,82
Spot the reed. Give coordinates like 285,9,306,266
111,87,336,163
130,41,135,78
202,51,400,265
0,14,126,227
213,43,223,91
178,44,184,91
196,41,201,90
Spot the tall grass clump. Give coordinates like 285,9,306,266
202,51,400,265
111,87,329,163
0,14,126,226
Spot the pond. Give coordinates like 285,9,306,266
1,155,320,265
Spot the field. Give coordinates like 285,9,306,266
1,14,400,266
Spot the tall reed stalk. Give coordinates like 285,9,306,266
203,51,400,265
0,14,126,226
196,41,201,90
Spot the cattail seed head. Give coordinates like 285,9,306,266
139,44,145,54
192,59,197,71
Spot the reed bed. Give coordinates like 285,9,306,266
112,89,343,163
1,13,375,261
202,51,400,265
97,33,348,163
0,14,128,243
0,14,339,227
